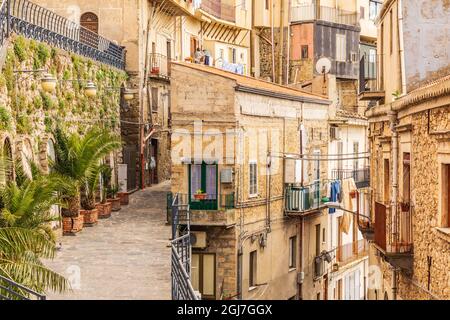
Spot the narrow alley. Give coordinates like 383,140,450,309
45,182,171,300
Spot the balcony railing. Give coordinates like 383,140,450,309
0,0,126,69
336,239,369,265
149,53,170,79
200,0,236,23
167,192,235,212
291,4,359,26
331,168,370,189
285,181,326,214
374,202,413,254
0,274,46,300
171,234,199,300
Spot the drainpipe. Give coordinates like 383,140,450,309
388,110,399,300
286,0,292,85
278,0,284,84
397,0,407,95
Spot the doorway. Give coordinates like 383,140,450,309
149,139,158,185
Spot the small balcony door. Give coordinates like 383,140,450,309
189,163,218,210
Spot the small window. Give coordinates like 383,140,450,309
441,164,450,228
389,9,393,55
360,6,365,19
322,228,326,243
265,0,269,10
336,34,347,62
249,161,258,197
315,224,321,256
249,250,257,288
301,45,308,59
289,236,297,269
151,87,158,112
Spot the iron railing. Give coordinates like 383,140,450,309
200,0,235,23
359,55,379,93
374,201,413,254
171,234,198,300
0,0,125,69
167,192,235,212
285,181,326,214
331,167,370,189
336,239,369,265
291,4,359,26
149,52,170,79
0,274,46,300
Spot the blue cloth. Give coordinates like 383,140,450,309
329,181,341,214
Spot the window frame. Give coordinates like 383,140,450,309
249,160,258,197
151,87,159,112
289,236,297,269
191,253,216,300
249,250,257,288
336,34,347,62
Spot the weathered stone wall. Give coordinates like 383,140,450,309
0,35,126,175
258,27,288,83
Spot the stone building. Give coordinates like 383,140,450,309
169,61,331,299
363,0,450,300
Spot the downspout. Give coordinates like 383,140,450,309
388,110,399,300
286,0,291,85
278,0,284,84
271,0,276,82
397,0,407,95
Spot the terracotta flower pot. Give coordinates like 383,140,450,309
96,202,112,219
194,193,207,200
118,192,129,205
108,197,121,211
62,215,84,235
80,208,98,226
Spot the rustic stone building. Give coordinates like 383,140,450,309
363,0,450,300
169,61,331,299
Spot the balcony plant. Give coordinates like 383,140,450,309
194,189,207,200
52,127,122,235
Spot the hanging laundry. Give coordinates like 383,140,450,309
328,180,341,214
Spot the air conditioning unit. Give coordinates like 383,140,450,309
220,168,233,184
190,231,207,249
330,126,341,141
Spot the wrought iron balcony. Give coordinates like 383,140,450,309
331,167,370,189
149,53,171,80
200,0,236,23
359,55,385,101
336,239,369,265
167,192,235,226
291,4,359,26
171,234,199,300
285,181,327,216
374,201,413,272
0,0,126,69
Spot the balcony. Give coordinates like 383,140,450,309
336,239,369,266
331,168,370,189
374,202,413,272
200,0,236,23
291,4,359,26
359,56,384,101
149,53,171,80
285,181,327,216
167,192,235,227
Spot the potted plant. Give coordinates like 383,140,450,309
96,165,113,219
52,127,122,235
117,181,129,205
193,189,207,200
80,165,103,227
107,184,121,211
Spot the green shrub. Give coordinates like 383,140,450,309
0,106,12,131
40,91,53,110
13,36,28,62
16,115,32,134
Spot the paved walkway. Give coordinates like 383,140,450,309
45,181,172,300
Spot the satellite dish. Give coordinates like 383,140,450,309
316,57,332,75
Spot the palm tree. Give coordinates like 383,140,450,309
0,227,69,298
0,161,60,242
0,157,68,298
52,127,122,216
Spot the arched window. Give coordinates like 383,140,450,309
80,12,99,33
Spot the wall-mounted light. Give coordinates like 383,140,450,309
84,81,97,98
40,73,57,93
122,89,134,101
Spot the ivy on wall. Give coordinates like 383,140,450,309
0,35,127,136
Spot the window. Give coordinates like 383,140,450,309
265,0,269,10
249,251,257,288
80,12,98,33
228,48,236,63
384,159,390,204
189,163,218,210
403,153,411,203
192,253,216,299
441,164,450,228
322,228,326,243
315,224,321,256
353,141,359,170
338,141,344,171
360,6,365,19
301,45,308,59
289,236,297,269
369,0,381,21
151,87,158,112
249,161,258,197
336,34,346,62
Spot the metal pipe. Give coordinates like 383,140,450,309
397,0,407,95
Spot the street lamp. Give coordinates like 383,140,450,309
122,89,134,101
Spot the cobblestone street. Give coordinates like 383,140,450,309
45,181,171,300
